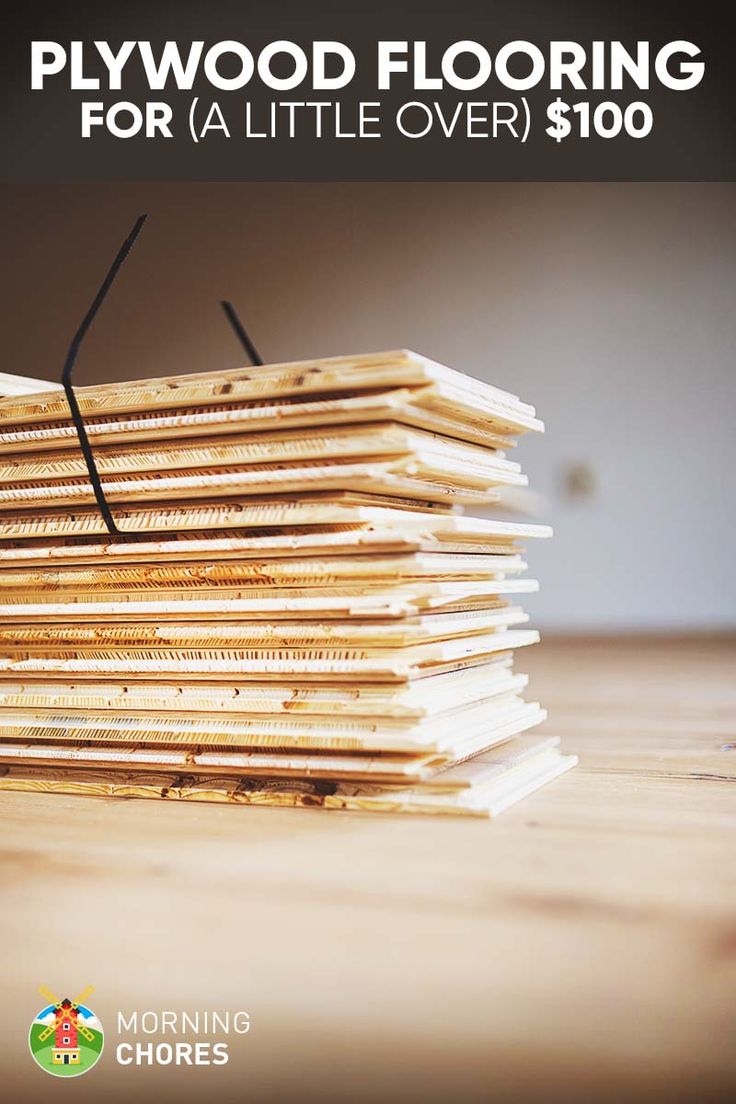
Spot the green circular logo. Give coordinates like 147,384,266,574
29,988,104,1077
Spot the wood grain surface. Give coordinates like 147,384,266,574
1,636,734,1104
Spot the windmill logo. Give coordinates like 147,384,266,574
28,985,104,1077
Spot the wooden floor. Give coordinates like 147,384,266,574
2,636,735,1103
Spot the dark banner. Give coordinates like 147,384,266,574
2,0,734,181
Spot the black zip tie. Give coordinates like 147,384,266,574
220,300,264,366
62,214,148,536
58,223,266,542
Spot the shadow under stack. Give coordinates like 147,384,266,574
0,351,575,815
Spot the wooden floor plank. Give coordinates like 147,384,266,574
1,635,734,1103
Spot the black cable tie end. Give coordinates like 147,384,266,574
220,300,264,366
61,214,148,537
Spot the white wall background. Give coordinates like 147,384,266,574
3,182,735,630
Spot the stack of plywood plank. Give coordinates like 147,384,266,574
0,351,575,816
